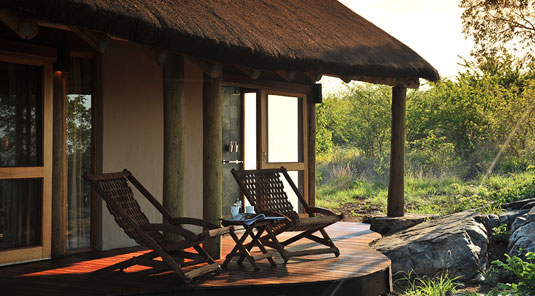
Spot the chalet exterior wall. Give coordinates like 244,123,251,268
182,58,204,223
99,40,164,249
98,40,205,250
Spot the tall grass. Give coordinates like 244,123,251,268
316,148,535,215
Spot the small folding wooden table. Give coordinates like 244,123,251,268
221,217,283,270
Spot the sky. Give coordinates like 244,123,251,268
323,0,475,91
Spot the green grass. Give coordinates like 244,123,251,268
398,271,462,296
317,170,535,215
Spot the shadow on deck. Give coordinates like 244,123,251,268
0,222,391,296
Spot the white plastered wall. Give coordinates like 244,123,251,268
97,40,205,250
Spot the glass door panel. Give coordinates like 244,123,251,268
281,171,303,212
267,95,303,163
0,57,51,263
0,179,42,250
65,58,93,251
260,91,308,211
0,62,43,250
0,62,43,167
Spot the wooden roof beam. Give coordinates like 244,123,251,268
69,27,110,54
234,65,261,80
328,74,419,89
274,70,296,81
0,9,39,40
351,75,420,89
304,72,323,82
184,56,222,78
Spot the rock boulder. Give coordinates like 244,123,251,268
508,206,535,256
371,212,489,280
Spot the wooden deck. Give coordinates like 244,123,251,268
0,222,391,296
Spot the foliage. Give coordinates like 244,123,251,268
489,252,535,296
484,265,518,287
492,223,511,243
316,83,391,157
399,271,462,296
460,0,535,62
317,53,535,182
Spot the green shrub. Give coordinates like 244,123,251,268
491,223,510,243
489,252,535,296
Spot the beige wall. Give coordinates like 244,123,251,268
183,58,204,220
97,40,205,250
98,40,164,250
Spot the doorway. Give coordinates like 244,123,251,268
221,87,308,214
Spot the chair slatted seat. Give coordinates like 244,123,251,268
84,169,231,283
232,167,344,261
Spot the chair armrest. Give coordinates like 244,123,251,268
259,210,293,223
307,207,344,219
169,217,220,229
205,226,233,238
140,223,198,241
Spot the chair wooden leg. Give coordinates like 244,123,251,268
264,226,289,263
280,227,323,246
319,228,339,257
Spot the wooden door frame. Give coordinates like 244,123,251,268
259,90,309,206
0,54,53,265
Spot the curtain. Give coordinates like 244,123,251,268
0,62,43,250
66,58,92,250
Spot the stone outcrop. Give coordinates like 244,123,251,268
369,214,440,235
371,212,488,280
508,206,535,256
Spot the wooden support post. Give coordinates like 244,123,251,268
203,73,222,259
163,54,185,227
52,71,66,257
308,96,317,207
387,86,406,217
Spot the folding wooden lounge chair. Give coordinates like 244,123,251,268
231,167,344,262
83,169,231,283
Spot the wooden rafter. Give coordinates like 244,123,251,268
69,27,110,54
0,9,39,40
234,65,261,80
304,72,323,82
274,70,296,81
186,56,222,78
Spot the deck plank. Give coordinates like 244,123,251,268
0,222,391,296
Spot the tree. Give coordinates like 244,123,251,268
460,0,535,61
317,83,391,157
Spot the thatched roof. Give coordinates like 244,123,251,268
3,0,440,81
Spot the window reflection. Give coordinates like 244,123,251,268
0,179,42,250
66,59,92,250
0,62,43,167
